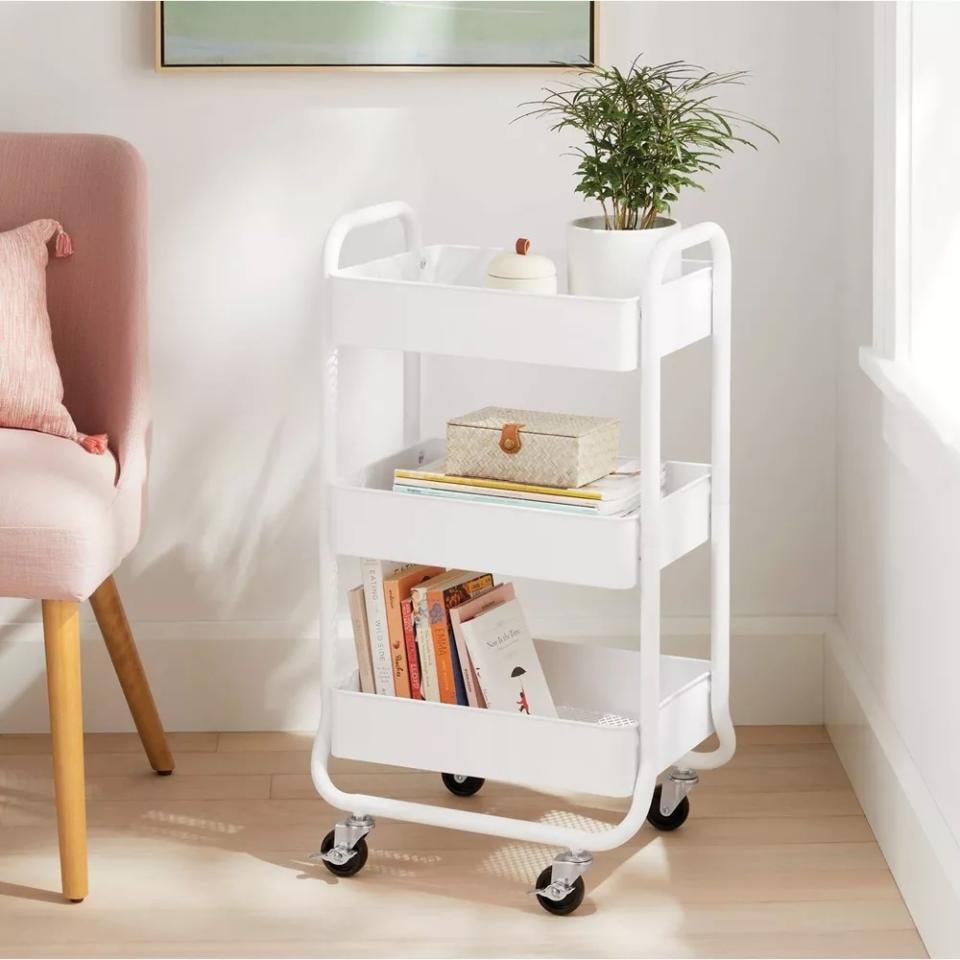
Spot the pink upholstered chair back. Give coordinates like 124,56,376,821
0,133,147,481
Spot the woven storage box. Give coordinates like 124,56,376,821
446,407,620,488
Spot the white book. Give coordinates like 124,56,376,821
347,585,375,694
361,559,405,696
461,598,557,718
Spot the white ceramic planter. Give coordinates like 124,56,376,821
567,216,682,298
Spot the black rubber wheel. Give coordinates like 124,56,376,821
534,866,585,916
441,772,485,797
646,784,690,831
319,829,369,877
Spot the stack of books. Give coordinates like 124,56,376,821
392,457,666,516
348,563,556,717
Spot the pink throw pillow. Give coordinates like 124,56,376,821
0,219,106,453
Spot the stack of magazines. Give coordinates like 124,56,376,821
392,457,666,517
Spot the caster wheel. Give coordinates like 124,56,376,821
534,866,585,916
646,784,690,831
441,772,485,797
319,829,369,877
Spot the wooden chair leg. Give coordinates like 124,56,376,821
89,576,174,775
42,600,88,903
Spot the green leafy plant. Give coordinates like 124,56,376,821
519,57,778,230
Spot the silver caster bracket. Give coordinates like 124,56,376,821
533,849,592,915
647,767,698,831
312,814,374,878
660,767,698,817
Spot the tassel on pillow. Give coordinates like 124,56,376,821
54,226,73,258
79,433,109,455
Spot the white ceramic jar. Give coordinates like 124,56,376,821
485,239,557,294
567,216,682,298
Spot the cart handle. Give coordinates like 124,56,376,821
323,201,423,278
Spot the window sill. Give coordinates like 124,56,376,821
860,347,960,471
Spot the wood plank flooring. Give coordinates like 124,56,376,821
0,727,925,959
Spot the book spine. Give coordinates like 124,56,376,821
451,613,480,708
412,586,440,702
427,587,458,704
347,585,375,694
383,578,411,698
361,559,395,696
401,598,422,700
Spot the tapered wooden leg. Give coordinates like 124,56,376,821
42,600,88,903
89,576,174,775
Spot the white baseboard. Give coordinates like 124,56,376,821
0,615,824,732
825,619,960,958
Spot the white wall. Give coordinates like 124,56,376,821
0,1,839,730
831,3,960,953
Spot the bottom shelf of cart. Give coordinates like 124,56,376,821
330,640,714,798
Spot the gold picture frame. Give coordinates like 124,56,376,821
154,0,600,73
155,1,597,72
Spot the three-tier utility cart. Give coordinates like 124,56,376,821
311,201,735,914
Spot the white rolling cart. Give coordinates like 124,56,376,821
311,201,735,915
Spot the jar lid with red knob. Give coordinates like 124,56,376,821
485,238,557,293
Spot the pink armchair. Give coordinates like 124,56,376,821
0,133,173,902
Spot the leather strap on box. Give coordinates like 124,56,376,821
499,422,525,454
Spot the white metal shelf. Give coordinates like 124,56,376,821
332,643,713,798
333,439,710,589
331,245,713,370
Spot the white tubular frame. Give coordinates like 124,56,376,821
313,204,733,854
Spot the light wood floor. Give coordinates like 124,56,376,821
0,726,924,959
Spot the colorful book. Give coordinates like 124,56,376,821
347,585,375,695
400,598,421,700
361,559,406,696
449,583,517,707
427,571,494,705
461,598,557,718
411,575,452,703
383,565,442,698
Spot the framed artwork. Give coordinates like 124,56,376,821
156,1,597,71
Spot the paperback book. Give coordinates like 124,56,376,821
361,560,402,696
347,584,375,695
460,597,557,718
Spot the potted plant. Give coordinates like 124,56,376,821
520,58,777,297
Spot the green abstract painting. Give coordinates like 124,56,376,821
159,1,595,69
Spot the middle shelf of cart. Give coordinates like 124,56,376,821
331,439,711,589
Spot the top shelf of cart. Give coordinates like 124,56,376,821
328,244,714,371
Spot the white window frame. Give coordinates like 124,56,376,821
861,0,960,460
870,0,911,362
